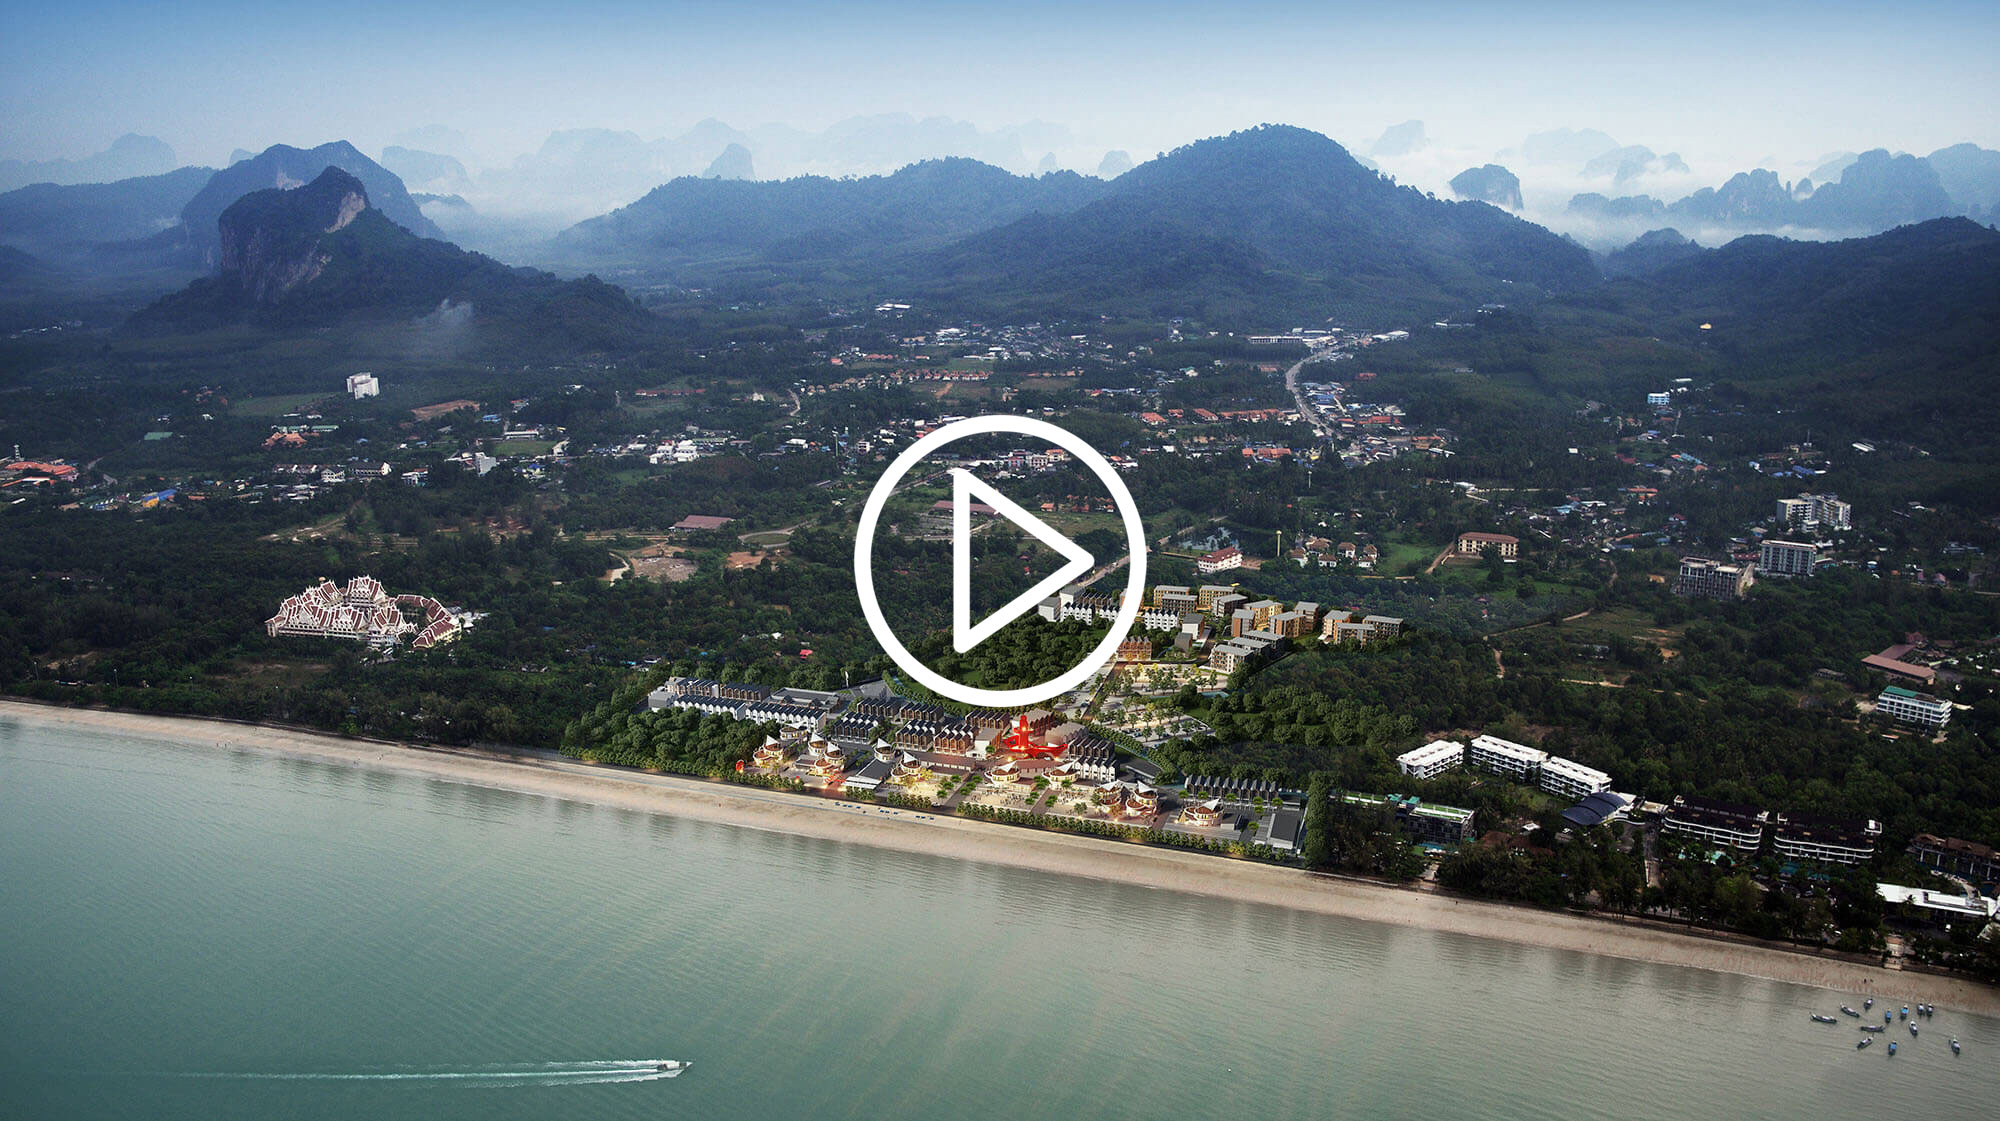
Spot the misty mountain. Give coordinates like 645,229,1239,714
1580,145,1689,186
174,142,443,265
1923,143,2000,217
1370,120,1428,158
380,146,472,195
133,168,653,351
1600,228,1703,277
552,157,1106,268
479,115,1060,223
0,134,179,192
702,144,754,181
912,125,1597,319
1449,165,1524,211
1097,150,1134,178
0,166,213,260
1567,148,1970,241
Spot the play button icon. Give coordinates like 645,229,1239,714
950,468,1094,653
855,415,1148,707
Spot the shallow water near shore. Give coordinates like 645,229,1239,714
3,715,1996,1120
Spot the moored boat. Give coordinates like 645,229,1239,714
1888,1041,1898,1056
1864,997,1874,1010
1861,1024,1885,1033
1858,1037,1872,1049
1841,1006,1860,1017
1951,1038,1961,1054
1910,1023,1919,1037
1811,1014,1838,1024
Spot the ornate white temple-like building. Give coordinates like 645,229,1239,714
265,576,472,650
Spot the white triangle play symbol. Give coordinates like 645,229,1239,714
952,468,1095,653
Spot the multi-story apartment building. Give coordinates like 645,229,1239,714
1674,556,1754,600
1877,685,1952,728
1663,796,1768,852
1537,755,1613,801
1396,739,1465,781
1467,734,1547,781
1758,538,1817,578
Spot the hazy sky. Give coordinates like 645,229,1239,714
4,0,1996,172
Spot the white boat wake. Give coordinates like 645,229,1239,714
146,1060,689,1087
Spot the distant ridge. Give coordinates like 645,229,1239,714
174,142,444,265
134,167,654,351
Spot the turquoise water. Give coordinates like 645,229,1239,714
2,715,1995,1120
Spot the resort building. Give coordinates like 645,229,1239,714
1363,615,1404,639
264,576,469,650
889,753,933,786
1663,796,1768,852
1778,493,1852,532
1260,807,1304,853
1758,539,1817,578
1196,584,1238,612
843,756,894,793
1909,834,2000,884
750,737,792,770
803,744,848,778
1404,801,1477,845
1456,531,1520,558
1537,755,1613,801
1197,546,1243,575
1152,585,1198,612
1177,799,1225,828
1396,740,1465,781
346,372,380,399
1876,685,1952,729
1673,556,1754,601
1771,813,1882,865
1467,734,1547,781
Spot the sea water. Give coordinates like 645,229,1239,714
3,715,1995,1120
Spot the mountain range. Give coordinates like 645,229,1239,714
133,167,651,352
0,134,180,192
1567,146,1997,238
550,125,1596,320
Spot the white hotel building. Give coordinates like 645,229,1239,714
1537,755,1613,801
1877,686,1952,729
1467,734,1547,781
1396,740,1465,781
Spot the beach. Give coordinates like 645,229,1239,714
8,698,1995,1015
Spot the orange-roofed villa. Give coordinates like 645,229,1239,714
890,754,932,785
1178,798,1224,828
804,744,847,777
751,737,791,770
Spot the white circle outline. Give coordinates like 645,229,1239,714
853,415,1148,707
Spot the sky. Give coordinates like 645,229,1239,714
3,0,1997,175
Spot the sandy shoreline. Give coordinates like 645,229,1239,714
8,698,1997,1015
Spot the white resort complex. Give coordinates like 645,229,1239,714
265,576,475,650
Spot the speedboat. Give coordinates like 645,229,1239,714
1811,1014,1838,1024
1841,1006,1860,1017
654,1061,691,1073
1951,1038,1961,1054
1857,1037,1872,1050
